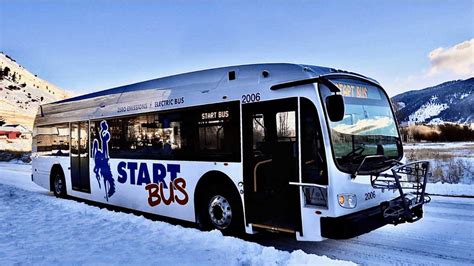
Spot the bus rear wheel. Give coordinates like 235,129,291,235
199,186,243,235
52,170,67,198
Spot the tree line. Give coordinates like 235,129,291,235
400,124,474,142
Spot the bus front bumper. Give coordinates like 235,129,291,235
320,198,423,239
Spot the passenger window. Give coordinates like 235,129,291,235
90,101,241,162
276,111,296,142
199,125,223,150
35,123,70,156
252,114,265,150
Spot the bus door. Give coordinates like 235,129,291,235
70,121,91,193
242,98,301,232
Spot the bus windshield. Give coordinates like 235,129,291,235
320,78,402,174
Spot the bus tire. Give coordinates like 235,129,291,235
52,169,67,198
199,185,243,235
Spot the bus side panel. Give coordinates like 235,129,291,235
65,159,242,223
32,156,70,191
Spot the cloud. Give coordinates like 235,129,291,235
383,38,474,96
427,38,474,76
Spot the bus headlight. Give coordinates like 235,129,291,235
337,193,357,208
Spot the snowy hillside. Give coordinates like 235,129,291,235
392,78,474,125
0,53,70,129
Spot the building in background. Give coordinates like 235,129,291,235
0,124,31,139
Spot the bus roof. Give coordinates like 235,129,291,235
54,63,377,105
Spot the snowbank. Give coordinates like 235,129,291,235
0,138,32,152
427,182,474,197
404,141,474,150
0,162,353,265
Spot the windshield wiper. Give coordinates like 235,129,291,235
351,155,384,179
351,155,402,179
341,144,365,161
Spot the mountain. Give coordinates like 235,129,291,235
391,78,474,126
0,53,71,129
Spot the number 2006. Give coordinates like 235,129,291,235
241,93,261,103
365,191,376,200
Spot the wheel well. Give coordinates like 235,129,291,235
49,164,64,192
194,171,241,222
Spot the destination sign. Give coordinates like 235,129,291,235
201,110,230,120
334,82,381,100
336,83,368,98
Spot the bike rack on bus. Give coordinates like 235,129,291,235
371,161,431,225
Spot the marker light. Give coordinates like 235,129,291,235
338,195,345,205
337,193,357,209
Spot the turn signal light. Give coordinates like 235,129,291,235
337,193,357,209
338,195,345,205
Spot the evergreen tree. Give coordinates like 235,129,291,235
3,66,10,77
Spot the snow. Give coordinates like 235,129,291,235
460,93,469,100
404,141,474,188
408,101,449,124
251,195,474,265
404,141,474,150
0,138,32,152
427,183,474,197
426,117,445,125
0,162,352,265
0,53,70,129
1,161,474,264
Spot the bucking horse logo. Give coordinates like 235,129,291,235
92,120,115,201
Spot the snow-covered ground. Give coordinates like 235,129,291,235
404,141,474,150
404,141,474,188
0,162,351,265
250,195,474,265
1,162,473,265
426,182,474,197
0,139,31,152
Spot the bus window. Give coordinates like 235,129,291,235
198,125,223,150
90,101,240,162
91,113,185,160
301,98,327,185
35,123,70,156
252,114,265,151
196,102,240,160
276,111,296,142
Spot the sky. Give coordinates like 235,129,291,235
0,0,473,96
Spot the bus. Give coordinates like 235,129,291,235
32,63,430,241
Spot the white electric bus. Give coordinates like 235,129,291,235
32,64,430,241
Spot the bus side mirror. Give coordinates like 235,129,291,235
326,94,345,122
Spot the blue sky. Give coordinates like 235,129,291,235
1,0,473,96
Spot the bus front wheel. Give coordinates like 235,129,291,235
52,170,67,198
199,186,243,235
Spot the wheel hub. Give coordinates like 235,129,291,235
54,175,63,194
208,195,232,229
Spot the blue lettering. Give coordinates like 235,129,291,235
117,161,127,183
127,162,138,185
137,163,151,185
167,164,180,182
116,162,182,188
153,163,167,188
